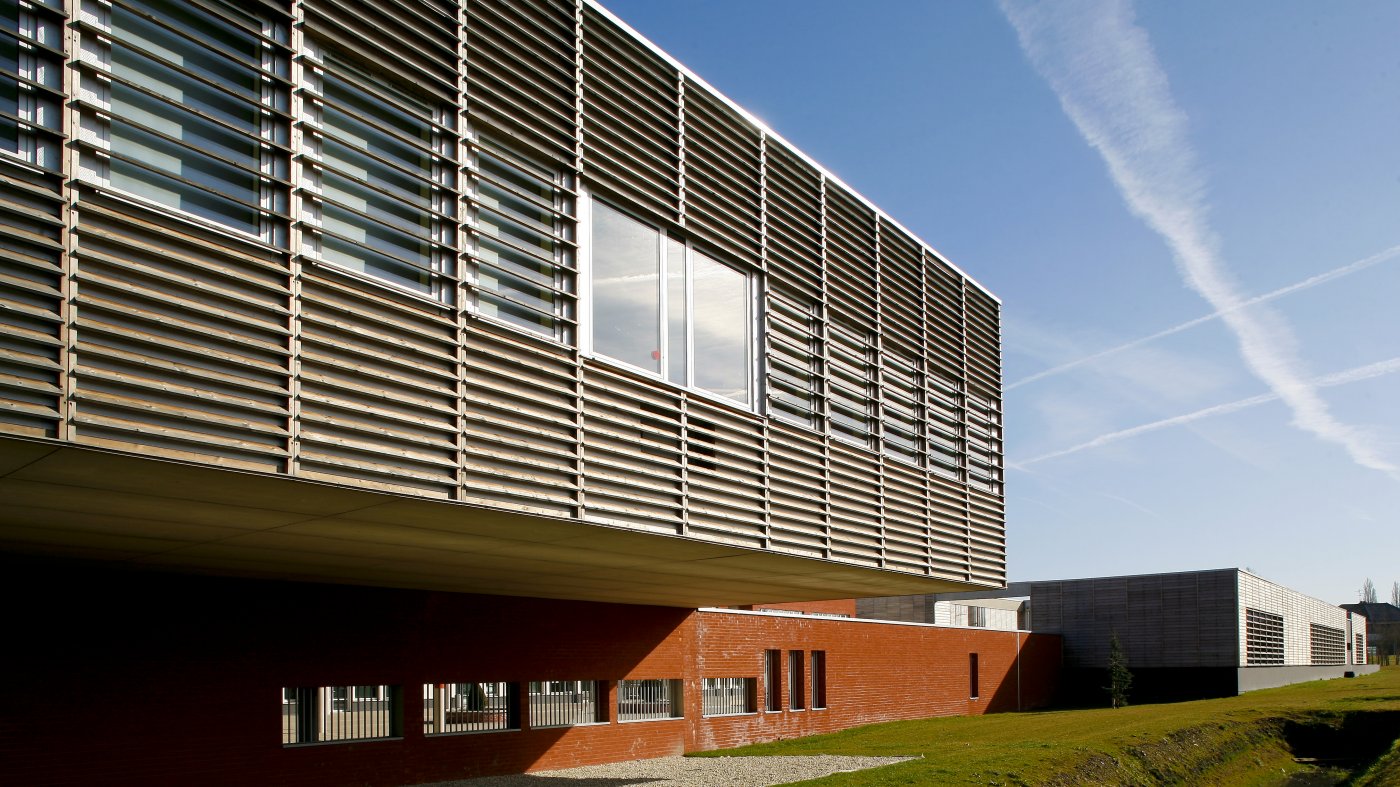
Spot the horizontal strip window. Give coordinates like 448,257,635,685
527,680,605,728
701,677,756,717
470,134,575,343
618,678,682,722
424,682,519,735
283,685,402,745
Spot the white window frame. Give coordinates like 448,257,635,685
580,188,759,411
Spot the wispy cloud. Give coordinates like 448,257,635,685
1015,356,1400,467
998,0,1398,477
1007,243,1400,391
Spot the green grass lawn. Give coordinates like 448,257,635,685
701,667,1400,786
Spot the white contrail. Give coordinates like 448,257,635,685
998,0,1397,476
1016,356,1400,467
1007,243,1400,391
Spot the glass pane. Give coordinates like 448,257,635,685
592,202,659,372
692,252,748,404
665,238,686,384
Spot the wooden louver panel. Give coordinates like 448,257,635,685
461,323,580,517
925,253,965,382
581,362,684,531
823,184,877,327
827,441,883,566
763,142,823,300
767,422,829,557
302,0,460,102
877,219,924,358
465,0,579,166
581,5,681,223
685,398,766,548
0,167,64,438
0,0,66,437
681,80,762,265
297,273,460,496
70,199,292,472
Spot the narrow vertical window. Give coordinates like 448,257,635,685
828,323,876,447
810,651,827,709
665,237,688,382
788,650,805,711
969,653,979,699
882,353,923,465
927,372,963,479
764,649,782,712
472,136,577,341
692,251,749,404
767,293,823,429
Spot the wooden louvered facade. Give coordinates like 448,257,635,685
0,0,1005,600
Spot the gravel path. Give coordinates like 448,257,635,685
417,755,918,786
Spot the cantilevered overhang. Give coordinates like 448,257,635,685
0,436,986,606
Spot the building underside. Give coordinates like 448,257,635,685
0,435,975,606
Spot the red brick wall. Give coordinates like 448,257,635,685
744,598,859,617
1,565,1057,786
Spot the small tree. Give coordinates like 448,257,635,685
1362,578,1378,603
1107,631,1133,709
1391,581,1398,607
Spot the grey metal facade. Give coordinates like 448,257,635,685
0,0,1004,601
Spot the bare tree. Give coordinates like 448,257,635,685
1362,578,1377,603
1391,581,1399,607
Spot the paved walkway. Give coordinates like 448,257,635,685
419,755,917,786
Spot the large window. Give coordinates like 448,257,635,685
590,200,753,406
76,0,290,243
301,38,455,301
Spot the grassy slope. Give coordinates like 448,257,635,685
698,667,1400,786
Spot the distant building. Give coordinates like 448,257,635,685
1341,602,1400,665
861,568,1376,702
859,594,1026,632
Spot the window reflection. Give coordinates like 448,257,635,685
590,199,751,406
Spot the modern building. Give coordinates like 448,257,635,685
861,569,1377,702
0,0,1034,783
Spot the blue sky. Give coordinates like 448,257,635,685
600,0,1400,606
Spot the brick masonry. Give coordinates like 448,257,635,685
1,564,1058,786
